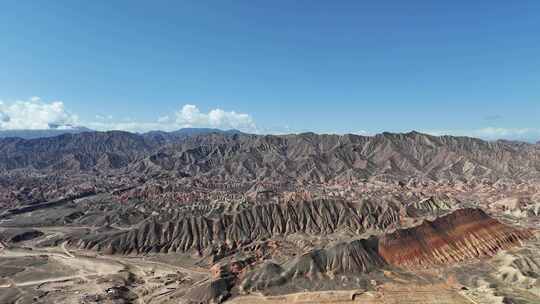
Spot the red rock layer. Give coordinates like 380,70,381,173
378,208,533,267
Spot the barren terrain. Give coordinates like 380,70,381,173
1,130,539,303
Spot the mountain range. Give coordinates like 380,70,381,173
0,126,93,139
1,129,540,304
0,130,538,184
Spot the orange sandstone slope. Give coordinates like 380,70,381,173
379,208,533,268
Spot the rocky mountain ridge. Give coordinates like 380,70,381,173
1,131,539,184
69,199,400,255
1,130,539,303
379,208,534,267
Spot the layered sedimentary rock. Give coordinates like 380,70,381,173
405,195,456,217
181,278,232,304
2,131,540,183
71,199,400,255
379,208,533,267
3,130,540,212
240,238,384,292
235,208,534,293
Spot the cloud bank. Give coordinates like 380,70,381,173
1,97,538,142
0,98,258,133
0,97,79,130
175,104,256,130
87,104,257,133
424,127,540,142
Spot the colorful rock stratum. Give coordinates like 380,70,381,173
0,130,539,303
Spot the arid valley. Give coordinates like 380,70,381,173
1,130,540,303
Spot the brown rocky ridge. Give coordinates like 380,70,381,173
378,208,534,268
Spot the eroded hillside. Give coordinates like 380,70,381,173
1,131,539,304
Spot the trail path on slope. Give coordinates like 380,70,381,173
229,285,478,304
0,245,124,288
0,240,210,298
0,275,87,288
61,241,75,258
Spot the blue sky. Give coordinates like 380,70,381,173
0,1,539,141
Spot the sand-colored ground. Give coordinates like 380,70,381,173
230,283,474,304
0,242,211,304
0,244,125,288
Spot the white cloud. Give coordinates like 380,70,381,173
0,98,257,133
175,104,256,131
86,121,169,133
5,97,534,142
423,127,540,142
0,111,9,123
95,114,113,120
352,130,371,136
86,104,257,133
0,97,79,130
157,115,170,123
475,127,535,137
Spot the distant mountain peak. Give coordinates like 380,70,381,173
0,126,92,139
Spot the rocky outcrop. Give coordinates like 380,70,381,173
0,131,158,171
71,199,399,255
491,197,540,218
71,202,532,273
181,278,231,304
406,195,456,217
136,131,540,183
0,228,44,243
378,208,533,267
240,237,384,292
235,208,533,292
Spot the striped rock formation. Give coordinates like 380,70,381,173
378,208,533,267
